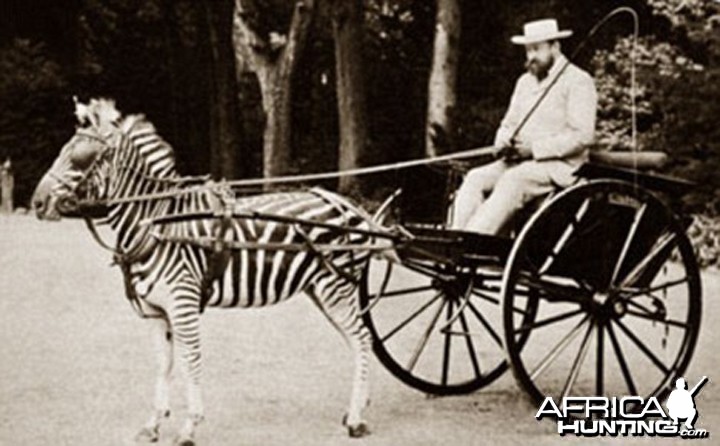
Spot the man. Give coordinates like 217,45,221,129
453,18,597,234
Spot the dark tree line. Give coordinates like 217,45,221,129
0,0,718,213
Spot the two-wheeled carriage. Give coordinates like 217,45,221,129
359,150,701,409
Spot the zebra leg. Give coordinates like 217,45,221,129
168,281,205,446
136,316,173,443
308,283,372,437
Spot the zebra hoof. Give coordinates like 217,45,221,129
134,426,159,443
347,422,370,438
173,437,195,446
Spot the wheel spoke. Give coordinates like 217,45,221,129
369,285,436,300
467,301,503,347
610,204,647,287
625,298,656,315
596,322,605,396
619,232,676,288
441,301,454,386
458,309,482,379
613,319,670,374
562,320,595,399
472,289,529,316
620,277,689,297
381,292,443,342
529,315,590,380
407,298,446,373
514,308,584,335
539,198,591,275
625,309,690,329
606,322,637,395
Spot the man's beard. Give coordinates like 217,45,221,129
526,54,555,81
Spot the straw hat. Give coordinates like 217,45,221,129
511,19,572,45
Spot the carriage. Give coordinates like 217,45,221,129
357,150,701,409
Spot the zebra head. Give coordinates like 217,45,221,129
33,97,124,220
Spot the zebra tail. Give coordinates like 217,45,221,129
371,188,402,227
371,188,403,263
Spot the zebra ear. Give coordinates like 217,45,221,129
73,96,91,126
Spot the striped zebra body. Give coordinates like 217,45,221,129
208,193,371,309
32,100,377,444
125,187,374,309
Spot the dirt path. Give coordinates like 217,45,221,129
1,216,718,445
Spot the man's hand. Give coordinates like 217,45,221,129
496,145,519,160
496,138,532,163
511,138,533,159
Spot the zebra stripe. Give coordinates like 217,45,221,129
55,111,378,437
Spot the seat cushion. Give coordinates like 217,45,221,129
589,151,668,170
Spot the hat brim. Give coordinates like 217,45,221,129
511,30,573,45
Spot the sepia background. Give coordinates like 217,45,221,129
1,0,719,444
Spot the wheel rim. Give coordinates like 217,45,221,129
502,181,701,409
360,254,531,395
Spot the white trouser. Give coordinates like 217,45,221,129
451,160,557,235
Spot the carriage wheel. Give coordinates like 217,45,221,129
359,252,536,395
502,180,701,409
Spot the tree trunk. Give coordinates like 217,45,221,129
161,0,181,149
331,0,368,194
426,0,461,157
233,0,315,180
1,160,14,214
205,0,242,180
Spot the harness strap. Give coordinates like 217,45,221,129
199,194,233,313
83,217,160,319
294,223,358,285
83,217,116,252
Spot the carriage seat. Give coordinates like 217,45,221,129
576,150,695,197
588,150,668,170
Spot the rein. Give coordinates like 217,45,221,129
73,144,499,209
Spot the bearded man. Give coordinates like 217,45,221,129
453,19,598,234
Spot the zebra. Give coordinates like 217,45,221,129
32,98,389,445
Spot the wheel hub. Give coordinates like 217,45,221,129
591,291,627,319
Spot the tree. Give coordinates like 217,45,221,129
203,0,242,179
232,0,316,180
426,0,460,157
329,0,369,193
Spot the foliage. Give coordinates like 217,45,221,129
0,39,70,207
590,35,703,151
688,214,720,269
646,0,720,31
590,0,720,214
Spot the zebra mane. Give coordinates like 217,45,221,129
119,113,153,134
